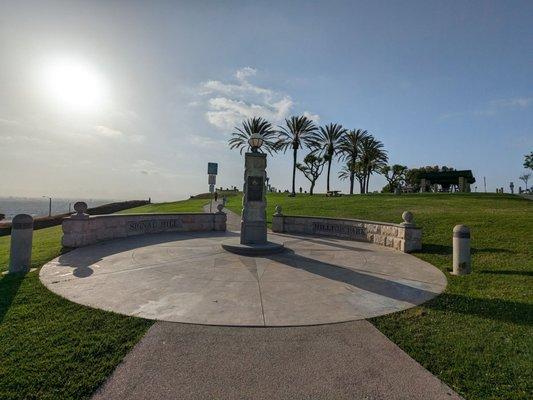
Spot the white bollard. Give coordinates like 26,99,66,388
8,214,34,274
452,225,471,275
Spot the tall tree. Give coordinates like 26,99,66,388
359,136,388,193
228,117,279,154
519,173,531,191
524,152,533,171
309,123,347,192
276,116,318,196
338,161,366,193
296,154,325,195
338,129,369,194
380,164,408,192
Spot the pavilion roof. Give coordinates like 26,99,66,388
420,170,476,184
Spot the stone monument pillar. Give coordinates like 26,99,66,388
221,142,284,256
241,152,267,244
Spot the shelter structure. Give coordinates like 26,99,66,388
419,170,475,193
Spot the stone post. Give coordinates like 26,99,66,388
8,214,34,274
452,225,471,275
272,205,284,232
214,203,227,231
400,211,415,227
62,202,90,248
241,152,267,244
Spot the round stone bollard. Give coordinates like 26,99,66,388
452,225,471,275
8,214,34,274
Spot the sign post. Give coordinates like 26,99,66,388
207,163,218,213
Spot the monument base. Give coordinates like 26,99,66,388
221,238,285,256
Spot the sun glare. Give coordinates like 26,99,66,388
42,58,107,112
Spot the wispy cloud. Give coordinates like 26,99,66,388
131,159,179,178
441,97,533,119
0,117,20,126
199,67,317,131
94,125,144,142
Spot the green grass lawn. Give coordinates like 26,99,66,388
224,192,533,399
0,198,207,400
115,197,210,214
1,194,531,399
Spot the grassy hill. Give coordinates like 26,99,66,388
224,192,532,399
0,193,531,399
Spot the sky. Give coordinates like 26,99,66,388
0,0,532,201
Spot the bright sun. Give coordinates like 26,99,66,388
42,58,107,112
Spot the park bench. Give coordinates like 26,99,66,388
326,190,341,197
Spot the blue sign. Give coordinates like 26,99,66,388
207,162,218,175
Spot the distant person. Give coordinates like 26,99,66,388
214,192,218,202
222,196,227,206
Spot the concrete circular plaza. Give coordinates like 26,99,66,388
40,231,446,326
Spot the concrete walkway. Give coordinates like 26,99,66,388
203,200,241,230
92,321,462,400
90,203,462,399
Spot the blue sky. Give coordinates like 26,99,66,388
1,0,531,200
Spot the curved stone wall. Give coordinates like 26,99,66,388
62,211,226,248
271,209,421,253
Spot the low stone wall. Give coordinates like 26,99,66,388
62,202,226,248
0,200,151,237
271,207,421,253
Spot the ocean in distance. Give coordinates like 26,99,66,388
0,197,117,221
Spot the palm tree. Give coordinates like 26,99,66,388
228,117,279,155
338,129,369,194
339,161,366,194
359,136,388,193
309,123,347,192
296,154,325,195
277,116,318,196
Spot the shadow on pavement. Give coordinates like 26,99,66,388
55,230,239,278
266,249,439,304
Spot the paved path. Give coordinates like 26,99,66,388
92,321,462,400
204,200,241,230
89,203,462,399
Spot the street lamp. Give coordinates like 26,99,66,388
42,196,52,217
248,133,264,153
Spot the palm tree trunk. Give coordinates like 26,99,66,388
291,147,297,196
366,169,371,193
349,172,354,194
326,159,332,192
